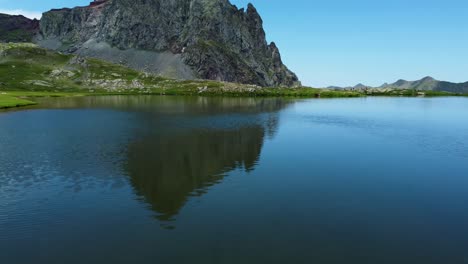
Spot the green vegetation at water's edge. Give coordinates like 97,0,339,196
0,87,362,109
2,91,89,97
0,94,36,109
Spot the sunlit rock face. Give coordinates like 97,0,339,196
38,0,301,87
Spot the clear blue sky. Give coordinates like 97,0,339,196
1,0,467,87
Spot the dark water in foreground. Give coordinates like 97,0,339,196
1,96,468,264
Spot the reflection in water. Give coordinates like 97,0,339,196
11,96,291,227
118,97,290,225
32,95,290,116
1,96,291,228
127,126,265,223
33,95,292,225
3,97,468,263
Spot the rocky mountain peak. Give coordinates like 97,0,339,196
246,3,261,20
421,76,435,82
90,0,110,6
353,83,369,89
394,79,408,86
37,0,301,87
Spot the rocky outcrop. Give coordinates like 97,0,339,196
0,14,39,42
37,0,300,87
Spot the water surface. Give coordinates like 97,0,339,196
1,96,468,264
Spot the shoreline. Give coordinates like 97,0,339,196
0,89,362,110
0,94,37,109
1,89,466,110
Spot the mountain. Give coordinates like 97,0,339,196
335,76,468,94
328,83,372,90
353,83,371,89
380,76,468,93
34,0,300,87
0,14,39,42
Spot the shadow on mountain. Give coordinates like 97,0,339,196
123,97,291,227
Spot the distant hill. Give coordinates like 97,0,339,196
333,77,468,94
0,14,39,43
353,83,372,90
381,76,468,93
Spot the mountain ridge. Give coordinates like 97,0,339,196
331,76,468,94
32,0,300,87
0,13,39,42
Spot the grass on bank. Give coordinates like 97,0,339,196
0,94,36,109
2,91,89,97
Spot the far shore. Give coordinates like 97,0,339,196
0,88,466,110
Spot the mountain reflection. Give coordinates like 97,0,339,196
123,97,290,225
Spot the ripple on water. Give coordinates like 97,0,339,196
296,111,468,159
1,97,468,263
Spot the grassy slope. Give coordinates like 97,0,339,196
0,94,36,108
0,43,152,91
0,29,35,43
0,43,362,105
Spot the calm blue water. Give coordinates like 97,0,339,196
1,96,468,264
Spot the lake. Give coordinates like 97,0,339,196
1,96,468,264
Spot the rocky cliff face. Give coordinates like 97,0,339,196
37,0,300,87
0,14,39,42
